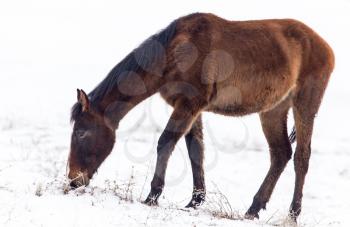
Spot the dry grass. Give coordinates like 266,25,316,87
26,164,138,206
35,183,43,197
203,182,243,221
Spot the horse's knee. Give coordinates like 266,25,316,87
271,147,292,168
279,153,292,167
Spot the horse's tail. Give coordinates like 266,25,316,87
289,126,296,144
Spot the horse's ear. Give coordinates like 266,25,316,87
77,89,90,112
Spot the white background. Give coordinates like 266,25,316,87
0,0,349,226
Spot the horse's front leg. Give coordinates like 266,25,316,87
143,99,204,206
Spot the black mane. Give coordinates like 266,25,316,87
71,19,178,123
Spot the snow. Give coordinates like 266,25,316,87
1,0,349,226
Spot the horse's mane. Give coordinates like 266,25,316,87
71,19,178,123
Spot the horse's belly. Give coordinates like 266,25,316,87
206,82,295,116
206,98,262,116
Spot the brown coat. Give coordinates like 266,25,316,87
68,13,334,221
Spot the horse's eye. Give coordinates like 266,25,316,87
75,130,88,139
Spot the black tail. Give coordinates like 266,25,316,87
289,126,296,144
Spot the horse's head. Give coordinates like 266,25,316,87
67,89,115,188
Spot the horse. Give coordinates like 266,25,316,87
67,13,334,220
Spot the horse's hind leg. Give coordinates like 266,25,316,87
184,114,206,208
245,97,292,219
289,74,330,220
289,107,313,220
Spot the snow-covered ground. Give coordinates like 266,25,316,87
1,0,349,226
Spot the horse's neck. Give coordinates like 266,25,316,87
98,71,163,129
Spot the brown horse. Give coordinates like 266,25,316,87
67,13,334,220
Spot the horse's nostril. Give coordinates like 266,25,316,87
69,180,79,188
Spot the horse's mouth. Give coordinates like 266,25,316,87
68,170,90,188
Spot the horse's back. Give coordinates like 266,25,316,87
161,14,334,115
175,13,334,75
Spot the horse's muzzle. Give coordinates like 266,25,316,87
68,170,90,188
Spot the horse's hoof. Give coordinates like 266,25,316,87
245,199,265,220
289,203,301,223
185,199,203,208
142,188,162,206
244,212,259,220
185,196,205,208
143,191,161,206
185,189,205,208
288,211,299,223
142,197,159,206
